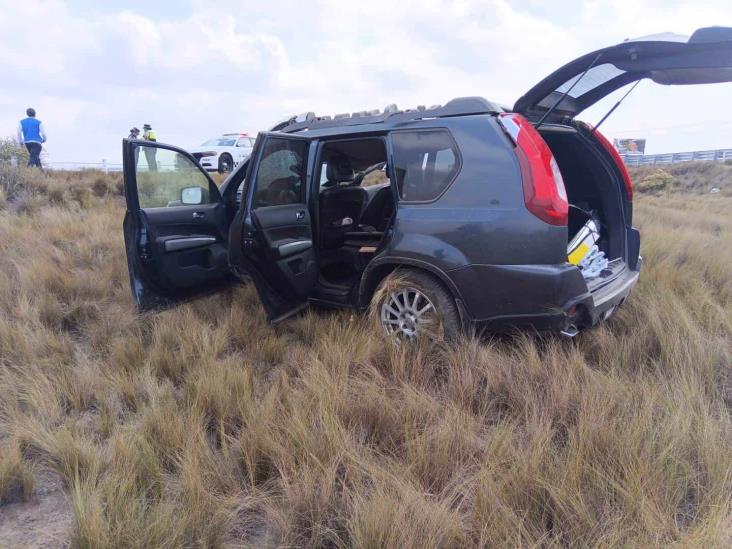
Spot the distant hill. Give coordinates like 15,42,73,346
628,160,732,195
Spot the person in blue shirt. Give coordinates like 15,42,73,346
17,108,47,168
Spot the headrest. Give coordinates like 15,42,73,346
326,156,355,182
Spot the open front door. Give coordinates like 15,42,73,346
228,132,317,323
122,139,234,310
515,26,732,120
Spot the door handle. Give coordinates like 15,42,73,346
192,211,205,219
296,210,306,221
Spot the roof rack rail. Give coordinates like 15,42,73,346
270,96,503,133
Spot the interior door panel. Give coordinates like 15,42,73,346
122,139,235,310
163,236,217,253
227,133,317,322
252,204,317,298
140,202,230,290
252,204,312,249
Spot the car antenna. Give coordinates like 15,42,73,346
535,52,603,130
590,79,642,134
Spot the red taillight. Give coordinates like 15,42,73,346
586,125,633,201
499,113,568,226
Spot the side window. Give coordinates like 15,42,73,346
135,145,215,208
391,129,460,202
253,138,308,208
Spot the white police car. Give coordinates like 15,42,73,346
188,133,255,173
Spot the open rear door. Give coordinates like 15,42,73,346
122,139,234,310
228,132,317,323
515,26,732,121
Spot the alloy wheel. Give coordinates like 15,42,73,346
380,287,440,340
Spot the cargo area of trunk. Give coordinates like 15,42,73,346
539,125,626,264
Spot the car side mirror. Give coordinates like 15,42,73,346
181,186,203,205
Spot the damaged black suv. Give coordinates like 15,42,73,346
122,27,732,339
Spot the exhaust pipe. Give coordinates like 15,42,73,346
560,324,579,338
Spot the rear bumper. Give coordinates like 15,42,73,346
199,162,218,172
192,154,219,172
451,258,641,334
566,258,641,329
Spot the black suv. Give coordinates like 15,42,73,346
122,28,732,339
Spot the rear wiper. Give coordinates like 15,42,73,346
535,52,603,130
590,79,641,134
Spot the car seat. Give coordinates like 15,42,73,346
359,185,394,232
319,157,367,249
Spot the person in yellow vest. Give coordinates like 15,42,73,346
142,123,158,171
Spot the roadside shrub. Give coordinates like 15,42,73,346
0,164,121,212
91,177,110,197
0,163,48,202
635,169,674,194
0,136,28,165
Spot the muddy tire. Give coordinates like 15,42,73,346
371,269,461,342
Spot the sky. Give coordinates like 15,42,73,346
1,0,731,165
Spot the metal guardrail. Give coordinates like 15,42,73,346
45,162,123,172
6,157,123,172
621,148,732,166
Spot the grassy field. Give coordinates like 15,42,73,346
1,163,731,547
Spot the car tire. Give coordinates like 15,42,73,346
372,269,461,342
218,154,233,173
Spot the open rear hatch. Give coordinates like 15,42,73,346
515,26,732,122
511,26,732,325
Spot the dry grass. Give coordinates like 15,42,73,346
1,165,731,547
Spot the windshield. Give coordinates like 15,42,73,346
201,137,236,146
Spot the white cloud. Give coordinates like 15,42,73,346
1,0,731,163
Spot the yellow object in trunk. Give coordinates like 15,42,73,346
567,219,600,265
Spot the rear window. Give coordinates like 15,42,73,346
392,129,460,202
555,63,625,98
202,137,236,146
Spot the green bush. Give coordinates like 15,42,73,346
635,169,675,194
0,137,29,165
0,164,122,214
